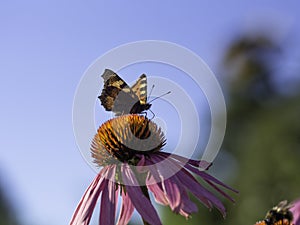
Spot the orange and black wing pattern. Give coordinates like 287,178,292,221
99,69,151,116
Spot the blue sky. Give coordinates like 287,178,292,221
1,1,300,224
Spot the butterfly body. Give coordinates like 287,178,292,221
129,100,151,115
99,69,151,116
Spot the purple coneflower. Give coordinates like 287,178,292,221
291,198,300,225
70,115,237,225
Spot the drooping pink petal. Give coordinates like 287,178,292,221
121,164,162,225
99,166,118,225
291,198,300,225
158,152,212,170
201,178,236,203
116,188,135,225
178,167,226,216
70,167,109,225
147,181,168,205
148,154,180,182
178,190,198,218
149,154,219,214
137,155,146,168
151,154,227,216
182,162,238,194
148,174,197,218
145,160,164,185
162,176,182,211
150,155,211,207
162,173,199,217
166,156,237,204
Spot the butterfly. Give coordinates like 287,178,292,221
98,69,152,116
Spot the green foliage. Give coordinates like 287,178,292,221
161,32,300,225
224,95,300,224
0,185,19,225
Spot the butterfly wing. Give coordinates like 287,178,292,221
131,74,147,104
99,69,139,115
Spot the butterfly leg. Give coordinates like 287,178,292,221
148,109,155,120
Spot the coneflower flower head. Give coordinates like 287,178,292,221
91,115,165,167
70,114,237,225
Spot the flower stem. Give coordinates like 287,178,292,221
141,185,151,225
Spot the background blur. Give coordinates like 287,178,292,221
1,1,300,225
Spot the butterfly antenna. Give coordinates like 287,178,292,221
148,84,155,100
148,91,171,103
